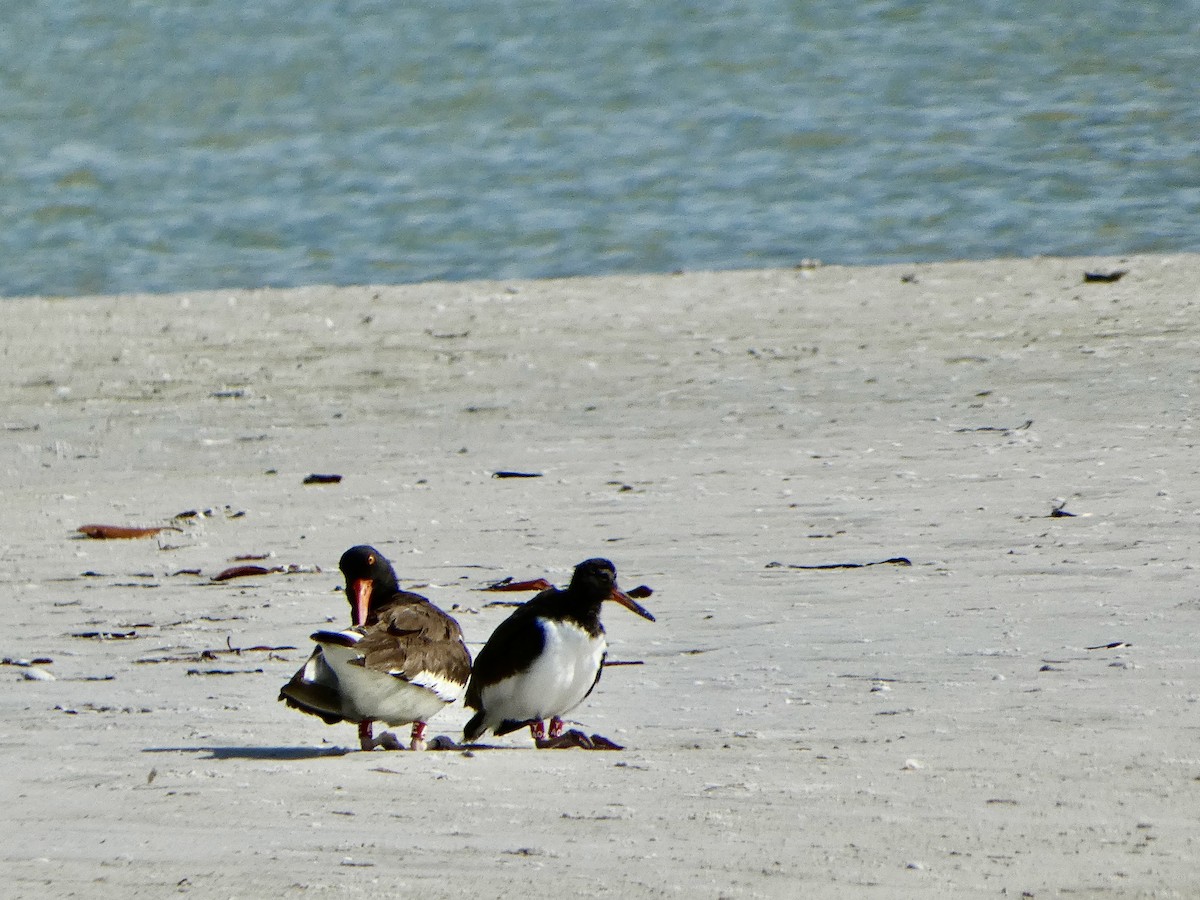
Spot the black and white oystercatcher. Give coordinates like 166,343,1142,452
463,558,655,749
279,546,471,751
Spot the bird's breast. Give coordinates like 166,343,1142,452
480,617,607,721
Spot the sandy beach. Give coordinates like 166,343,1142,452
3,254,1198,898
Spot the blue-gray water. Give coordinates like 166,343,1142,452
2,1,1197,298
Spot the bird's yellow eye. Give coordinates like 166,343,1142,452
367,555,375,565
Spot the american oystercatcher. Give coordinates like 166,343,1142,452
279,546,471,751
463,558,655,749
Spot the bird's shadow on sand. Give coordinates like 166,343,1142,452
141,740,510,760
143,745,353,760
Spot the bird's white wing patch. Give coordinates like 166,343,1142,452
402,669,467,704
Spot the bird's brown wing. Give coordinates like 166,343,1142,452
355,596,471,690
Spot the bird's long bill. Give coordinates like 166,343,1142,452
350,578,373,626
609,588,656,622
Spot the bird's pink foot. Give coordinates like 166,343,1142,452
585,733,624,750
359,720,404,751
373,730,405,751
535,729,624,750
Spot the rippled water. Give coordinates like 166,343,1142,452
2,1,1197,297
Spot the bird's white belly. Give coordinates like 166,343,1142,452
482,618,606,724
319,642,450,726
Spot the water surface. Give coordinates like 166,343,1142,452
2,1,1196,296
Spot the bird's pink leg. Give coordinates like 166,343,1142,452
529,720,547,742
359,721,374,751
537,717,624,750
410,721,428,751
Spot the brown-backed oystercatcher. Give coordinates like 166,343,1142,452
279,546,471,751
463,558,654,749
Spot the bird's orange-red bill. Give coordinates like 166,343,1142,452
609,588,655,622
350,578,373,626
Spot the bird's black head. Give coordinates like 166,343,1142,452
339,545,399,625
569,558,619,599
569,557,655,621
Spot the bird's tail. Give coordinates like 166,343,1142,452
463,710,486,742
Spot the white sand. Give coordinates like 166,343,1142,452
3,254,1198,897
